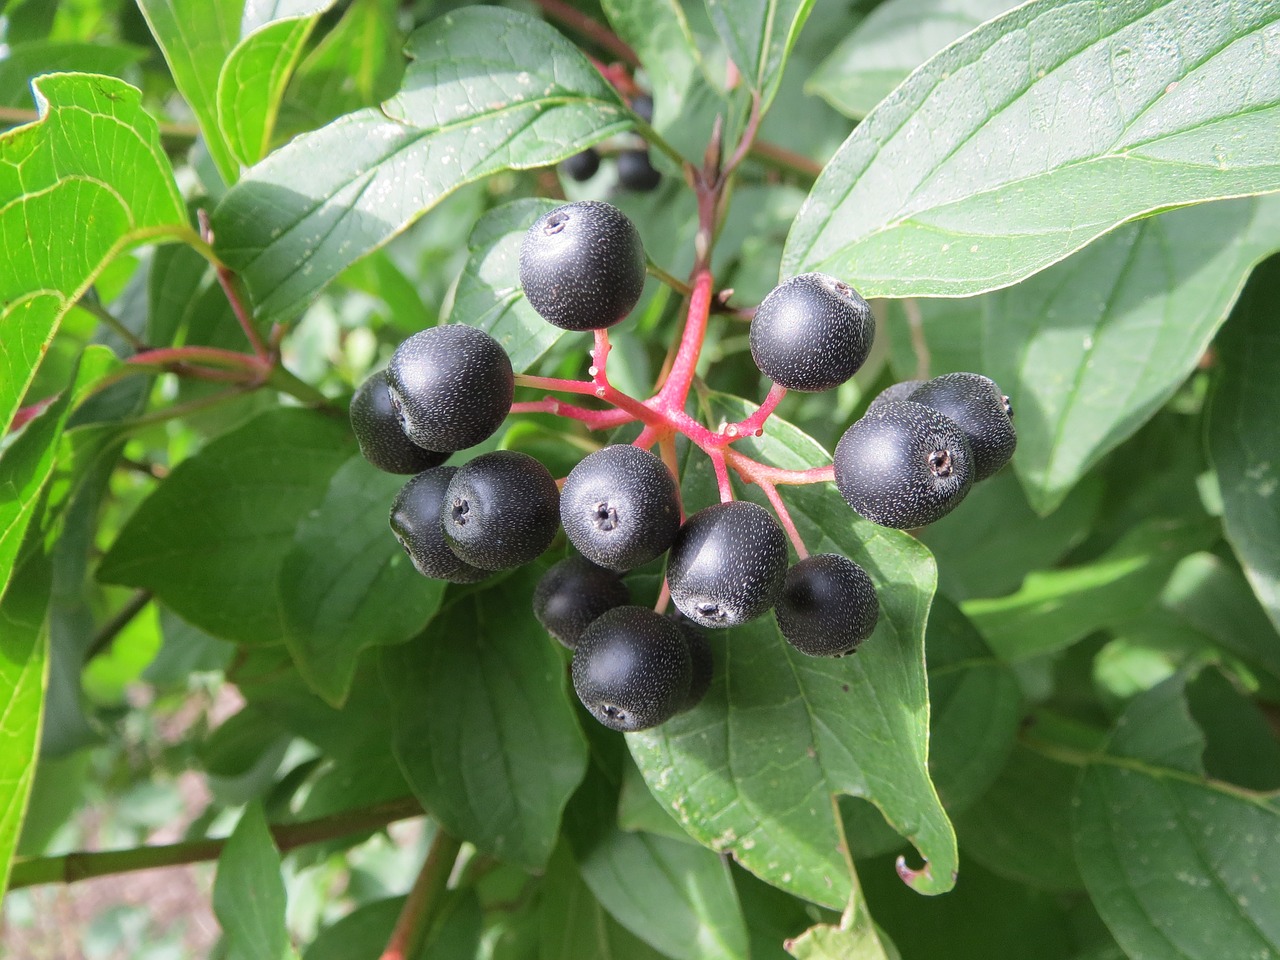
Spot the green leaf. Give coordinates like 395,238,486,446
783,0,1280,297
704,0,816,110
630,399,957,904
0,41,147,107
136,0,243,184
98,408,355,645
304,897,403,960
213,803,296,960
807,0,1015,119
963,517,1217,662
380,569,589,870
0,73,187,435
785,901,894,960
0,549,52,900
279,456,445,707
450,198,566,373
1208,254,1280,634
213,7,631,323
602,0,706,131
217,1,336,167
1071,677,1280,960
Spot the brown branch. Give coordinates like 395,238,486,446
379,829,462,960
749,140,823,180
86,590,153,661
531,0,640,67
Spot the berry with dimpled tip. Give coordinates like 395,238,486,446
533,555,630,649
390,467,489,584
351,370,449,474
909,373,1016,481
386,325,513,452
442,451,560,571
776,554,878,657
667,501,789,629
560,445,680,571
519,201,646,331
749,273,874,392
834,400,973,529
572,606,692,731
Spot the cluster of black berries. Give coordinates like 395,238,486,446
350,198,1015,734
561,94,661,192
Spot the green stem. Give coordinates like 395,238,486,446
267,365,343,414
79,297,147,351
380,829,463,960
646,258,691,296
86,590,152,661
9,797,426,889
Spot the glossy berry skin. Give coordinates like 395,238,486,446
616,149,661,192
667,501,789,629
671,616,713,712
560,445,680,571
866,379,924,416
442,451,561,571
561,148,600,182
572,606,692,732
533,555,630,649
776,554,878,657
834,400,973,529
519,201,646,331
389,468,489,584
386,325,513,452
350,370,449,474
749,273,874,392
909,373,1016,481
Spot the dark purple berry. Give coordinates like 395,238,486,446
351,370,449,474
561,148,600,182
533,555,630,648
749,273,874,392
616,149,661,192
630,94,654,124
442,451,560,571
670,615,713,712
866,380,924,415
909,373,1016,481
776,554,878,657
390,467,490,584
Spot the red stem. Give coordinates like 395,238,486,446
509,398,635,431
710,450,734,502
757,481,808,559
531,0,640,67
729,454,835,486
199,208,271,361
657,269,713,410
711,383,786,445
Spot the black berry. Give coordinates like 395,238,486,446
630,94,654,124
866,380,924,415
386,325,513,452
561,148,600,182
616,149,661,192
833,400,973,528
749,273,874,392
389,467,490,584
533,555,630,648
776,554,878,657
560,445,680,571
667,501,789,629
909,373,1016,481
442,451,560,570
671,615,713,712
519,201,647,331
350,370,449,474
571,606,692,731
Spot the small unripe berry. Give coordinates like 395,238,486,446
386,325,513,452
533,555,630,648
909,373,1016,481
572,606,692,731
389,467,490,584
776,554,878,657
442,451,560,571
350,370,449,474
667,501,789,629
560,445,680,571
616,149,661,192
833,400,973,528
749,273,874,392
519,201,646,331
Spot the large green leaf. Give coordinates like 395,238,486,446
380,569,589,870
782,0,1280,297
278,456,445,707
630,400,957,905
807,0,1015,119
213,7,631,323
213,803,296,960
450,198,566,373
0,73,187,436
602,0,705,131
0,41,147,108
98,408,355,645
704,0,815,111
1208,254,1280,634
1071,676,1280,959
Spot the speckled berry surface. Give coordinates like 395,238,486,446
350,370,450,474
571,606,692,731
866,379,925,415
519,200,646,331
834,400,973,528
909,372,1016,481
442,450,560,571
749,272,874,392
533,555,631,649
776,554,879,657
671,615,713,712
386,325,513,452
667,501,789,628
389,467,490,584
561,445,680,571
